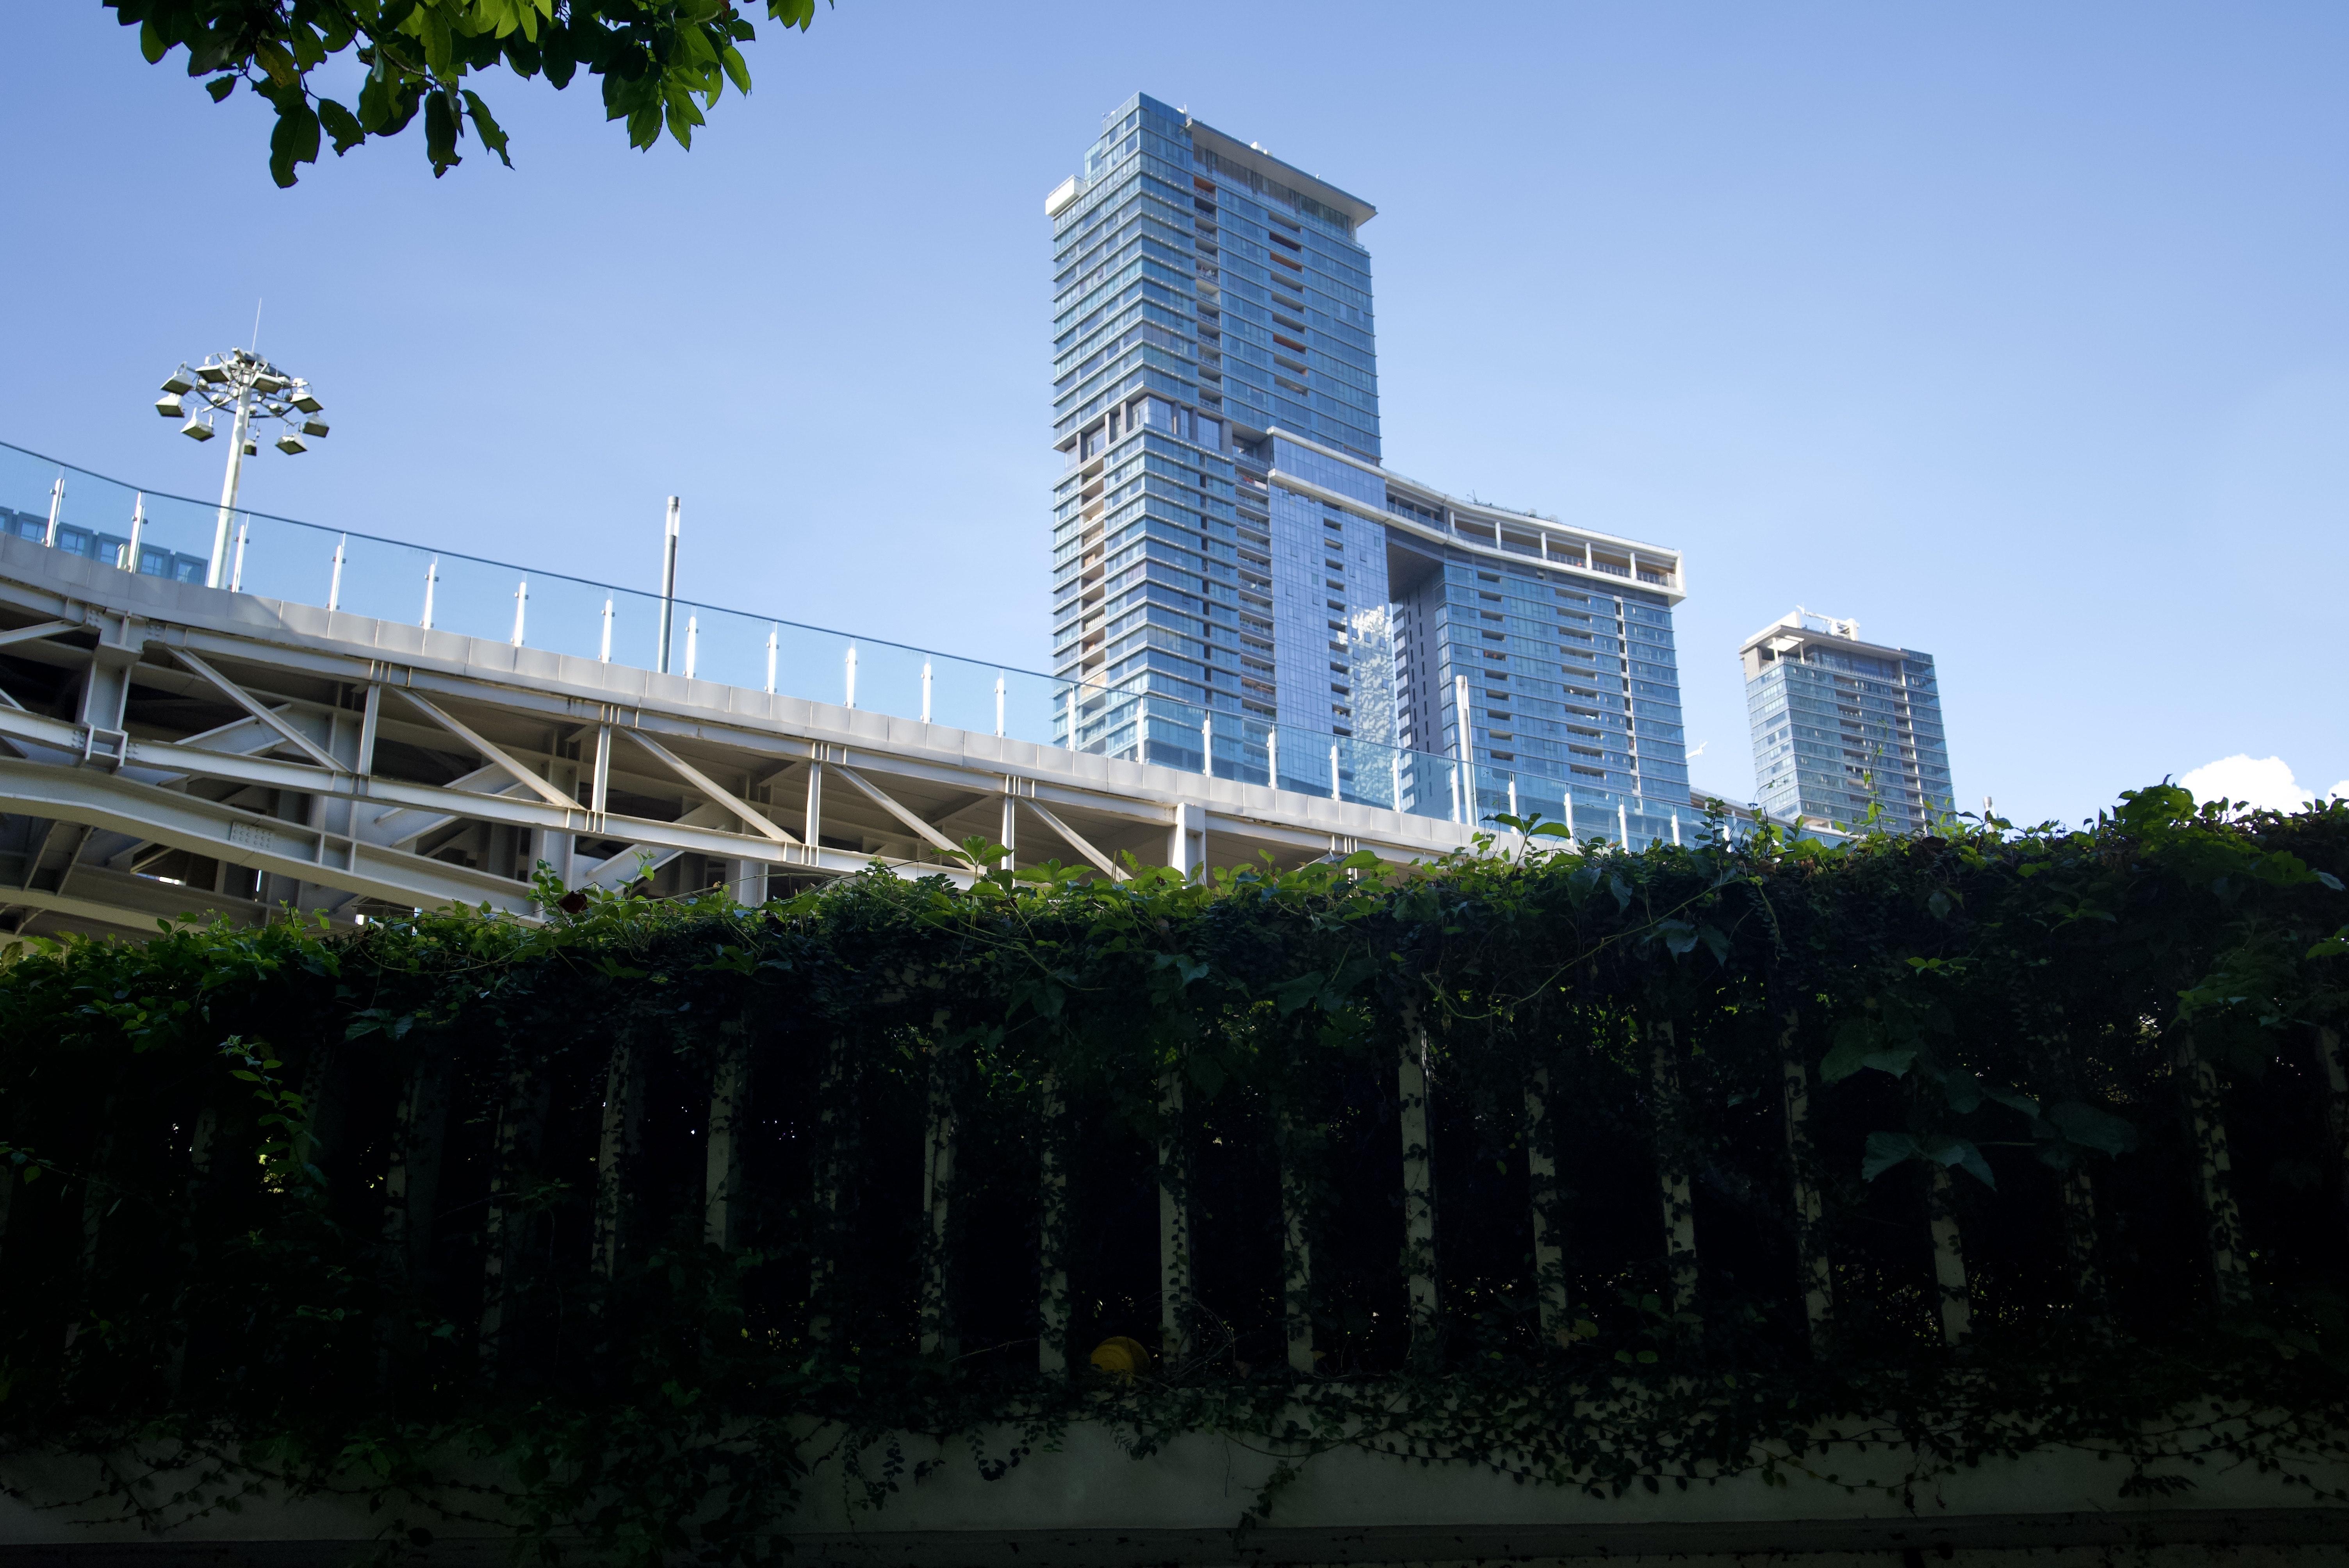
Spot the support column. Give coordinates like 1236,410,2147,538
1000,787,1019,876
809,1037,846,1343
918,1044,956,1358
479,1073,550,1370
2317,1026,2349,1228
1649,1019,1697,1313
1169,801,1204,880
1525,1063,1567,1342
1278,1106,1315,1374
704,1032,749,1253
1038,1073,1068,1375
805,759,826,850
1398,1022,1437,1345
1157,1069,1192,1364
1928,1166,1972,1343
383,1056,451,1282
2177,1031,2251,1309
593,1044,641,1281
2060,1164,2103,1306
1777,1016,1832,1351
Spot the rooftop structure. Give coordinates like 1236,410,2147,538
1740,608,1953,833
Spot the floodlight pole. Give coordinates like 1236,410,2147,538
207,380,255,589
656,495,681,675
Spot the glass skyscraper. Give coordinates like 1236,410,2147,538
1048,93,1691,831
1740,609,1954,832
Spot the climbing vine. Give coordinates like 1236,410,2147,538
2,785,2347,1561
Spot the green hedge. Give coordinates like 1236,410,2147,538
2,786,2347,1561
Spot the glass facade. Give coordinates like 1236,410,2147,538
1740,610,1955,832
1048,93,1691,833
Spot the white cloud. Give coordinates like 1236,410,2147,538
2176,755,2344,814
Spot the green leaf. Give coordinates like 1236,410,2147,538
1861,1130,1921,1181
463,90,513,168
318,98,367,155
267,100,322,188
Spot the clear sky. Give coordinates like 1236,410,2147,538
2,3,2343,826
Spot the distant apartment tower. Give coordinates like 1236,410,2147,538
1740,609,1953,832
1046,94,1690,827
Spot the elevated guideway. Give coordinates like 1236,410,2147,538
0,532,1481,943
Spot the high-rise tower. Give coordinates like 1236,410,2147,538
1740,609,1954,832
1048,94,1692,835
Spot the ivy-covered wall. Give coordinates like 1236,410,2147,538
2,787,2347,1563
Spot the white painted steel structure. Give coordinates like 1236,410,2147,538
0,534,1478,945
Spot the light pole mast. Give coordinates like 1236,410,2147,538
155,347,329,590
210,379,255,584
656,495,681,674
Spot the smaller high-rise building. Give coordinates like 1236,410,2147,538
1740,609,1953,833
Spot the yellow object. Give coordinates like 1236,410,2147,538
1088,1335,1152,1382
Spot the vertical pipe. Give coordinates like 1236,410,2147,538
1649,1019,1698,1314
765,626,778,694
1448,762,1460,824
999,787,1017,873
1618,800,1630,847
590,724,611,816
510,578,528,648
230,520,249,592
994,673,1006,738
1671,812,1681,846
43,473,64,548
1266,726,1279,790
328,535,346,611
684,615,699,680
1158,1070,1191,1364
1565,795,1576,840
124,493,145,574
1391,750,1403,809
1329,742,1340,801
921,660,933,725
1778,1015,1832,1351
1398,1022,1438,1347
656,496,680,674
419,558,437,631
845,645,858,709
1525,1062,1566,1341
599,599,613,663
1928,1165,1972,1343
804,759,824,849
1201,714,1213,779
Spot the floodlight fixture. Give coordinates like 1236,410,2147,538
153,343,331,587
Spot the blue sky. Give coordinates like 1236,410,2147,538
3,3,2343,825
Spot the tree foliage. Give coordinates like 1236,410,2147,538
106,0,831,186
2,787,2347,1561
